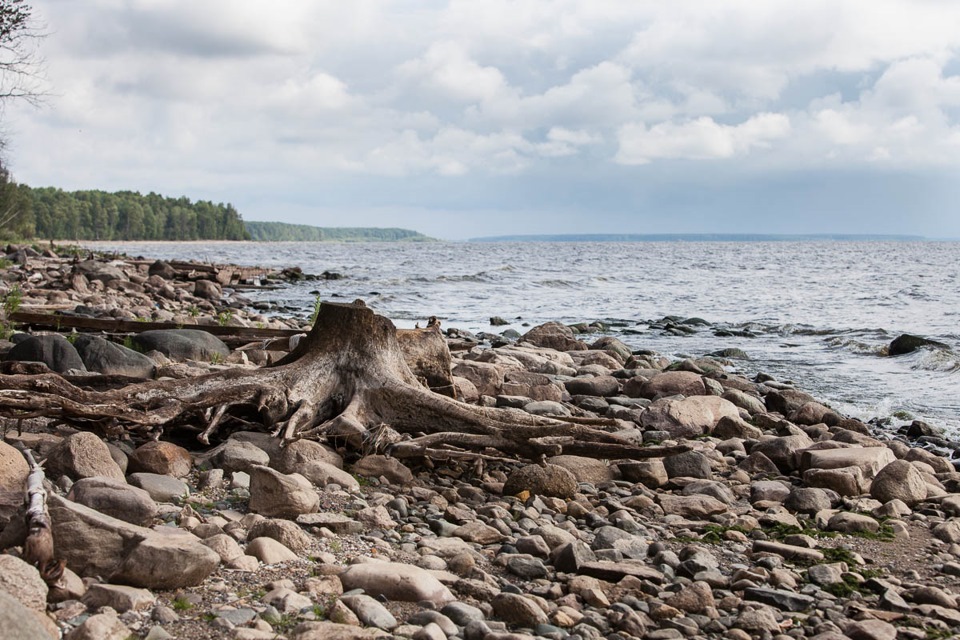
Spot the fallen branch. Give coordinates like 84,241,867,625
21,447,64,586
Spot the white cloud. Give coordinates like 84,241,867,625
6,1,960,238
616,113,791,164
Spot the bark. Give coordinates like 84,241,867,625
0,300,673,462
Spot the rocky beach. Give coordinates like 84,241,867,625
2,244,960,640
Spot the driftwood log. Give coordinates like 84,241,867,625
0,300,678,462
21,447,64,586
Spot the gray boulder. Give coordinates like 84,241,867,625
339,562,455,605
49,494,218,588
870,459,927,506
67,477,158,526
131,329,229,362
73,335,155,378
5,334,85,373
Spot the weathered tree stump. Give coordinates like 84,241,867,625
0,300,675,462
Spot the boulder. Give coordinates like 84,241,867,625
128,441,192,478
0,590,54,640
640,395,740,438
663,450,713,479
127,473,189,503
49,494,219,588
750,434,815,473
450,361,503,397
65,611,130,640
249,466,319,518
147,260,176,279
193,279,222,301
352,455,414,485
522,321,586,351
0,440,29,528
72,335,155,378
45,432,125,481
503,463,577,499
563,375,620,397
67,477,158,526
130,329,229,362
547,455,618,484
800,446,896,480
618,460,668,488
340,562,455,605
870,459,928,506
889,333,948,356
639,371,707,398
764,388,817,415
4,334,85,373
802,466,867,497
0,554,48,611
657,494,728,519
213,439,271,473
274,439,343,472
248,518,314,553
246,537,298,564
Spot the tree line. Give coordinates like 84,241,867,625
244,221,432,242
0,183,250,241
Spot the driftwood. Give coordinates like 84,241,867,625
0,300,674,463
21,447,64,586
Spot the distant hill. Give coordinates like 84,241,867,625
469,233,927,242
245,221,434,242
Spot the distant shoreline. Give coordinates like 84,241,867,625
468,233,931,243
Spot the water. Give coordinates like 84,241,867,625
85,240,960,437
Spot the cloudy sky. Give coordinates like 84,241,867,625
5,0,960,240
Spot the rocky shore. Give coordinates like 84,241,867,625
2,246,960,640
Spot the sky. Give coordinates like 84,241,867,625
4,0,960,240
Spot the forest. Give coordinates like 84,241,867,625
1,183,250,241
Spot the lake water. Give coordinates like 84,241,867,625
85,240,960,438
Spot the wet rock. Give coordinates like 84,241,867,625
249,466,319,518
340,561,455,605
67,477,158,526
131,329,230,362
503,463,577,498
128,441,192,478
73,335,156,378
4,334,85,373
46,431,125,482
870,459,927,506
889,333,948,356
